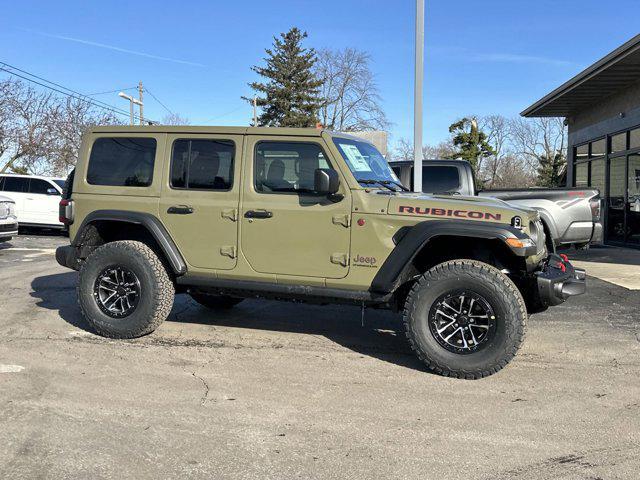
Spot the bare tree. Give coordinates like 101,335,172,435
391,138,455,162
0,79,119,176
0,80,57,173
161,113,190,125
509,117,566,169
315,48,389,132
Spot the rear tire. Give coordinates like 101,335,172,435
190,293,243,310
78,240,175,338
403,260,526,379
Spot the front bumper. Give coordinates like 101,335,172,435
0,220,18,238
535,253,586,307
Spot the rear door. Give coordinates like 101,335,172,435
159,134,243,270
0,176,28,222
25,178,61,225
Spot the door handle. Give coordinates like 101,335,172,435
244,210,273,219
167,205,194,215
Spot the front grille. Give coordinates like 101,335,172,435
0,222,18,233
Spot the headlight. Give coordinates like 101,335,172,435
0,202,9,219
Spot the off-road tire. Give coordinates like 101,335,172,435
403,260,527,379
190,293,244,310
78,240,175,338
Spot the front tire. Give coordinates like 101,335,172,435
78,240,175,338
403,260,526,379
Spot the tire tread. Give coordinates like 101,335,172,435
402,259,527,379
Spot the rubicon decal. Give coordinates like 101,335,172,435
398,206,502,221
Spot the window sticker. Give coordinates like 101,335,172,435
340,144,372,172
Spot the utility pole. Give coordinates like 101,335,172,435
138,81,144,125
118,92,142,126
413,0,425,193
252,95,258,127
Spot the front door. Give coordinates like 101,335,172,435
607,153,640,246
240,136,352,279
159,134,243,270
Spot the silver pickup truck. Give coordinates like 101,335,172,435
390,159,603,251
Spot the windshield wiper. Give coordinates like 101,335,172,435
385,180,410,192
358,179,401,192
359,179,397,192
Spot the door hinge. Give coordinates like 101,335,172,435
220,246,237,259
330,253,349,267
332,214,351,228
221,208,238,222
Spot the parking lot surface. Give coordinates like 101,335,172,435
1,235,639,480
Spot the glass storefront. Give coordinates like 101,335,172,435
574,128,640,247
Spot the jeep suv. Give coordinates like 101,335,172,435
56,126,586,378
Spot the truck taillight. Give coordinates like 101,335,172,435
589,198,601,221
59,199,74,225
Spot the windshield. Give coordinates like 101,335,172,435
332,137,399,185
53,179,66,189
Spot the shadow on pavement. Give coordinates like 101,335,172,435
30,272,427,373
30,271,89,331
568,245,640,266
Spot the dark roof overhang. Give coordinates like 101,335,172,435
522,34,640,117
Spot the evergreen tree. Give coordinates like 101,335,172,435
445,117,495,173
247,28,323,127
536,151,566,187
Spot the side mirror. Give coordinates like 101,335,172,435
47,188,60,195
314,168,340,195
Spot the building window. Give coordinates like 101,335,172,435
575,163,589,187
610,132,627,153
575,143,589,161
591,138,606,157
590,158,605,194
630,128,640,150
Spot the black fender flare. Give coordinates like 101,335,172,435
370,220,532,294
73,210,187,275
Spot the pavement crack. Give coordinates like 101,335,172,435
191,372,210,406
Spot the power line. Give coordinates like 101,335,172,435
0,61,154,122
144,86,173,115
0,61,134,118
88,87,137,96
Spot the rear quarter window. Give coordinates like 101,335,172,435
87,137,157,187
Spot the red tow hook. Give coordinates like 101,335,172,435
559,253,569,262
555,261,566,272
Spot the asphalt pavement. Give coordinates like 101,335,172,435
1,235,639,480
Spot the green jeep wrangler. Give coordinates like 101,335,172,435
56,126,586,378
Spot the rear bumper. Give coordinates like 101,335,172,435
56,245,79,271
535,254,586,307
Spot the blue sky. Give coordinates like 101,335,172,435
1,0,639,148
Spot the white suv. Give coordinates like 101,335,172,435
0,174,66,229
0,195,18,242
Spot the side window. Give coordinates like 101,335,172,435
255,142,330,193
29,179,57,195
3,177,29,193
170,139,234,190
422,166,461,193
0,177,4,190
87,137,157,187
